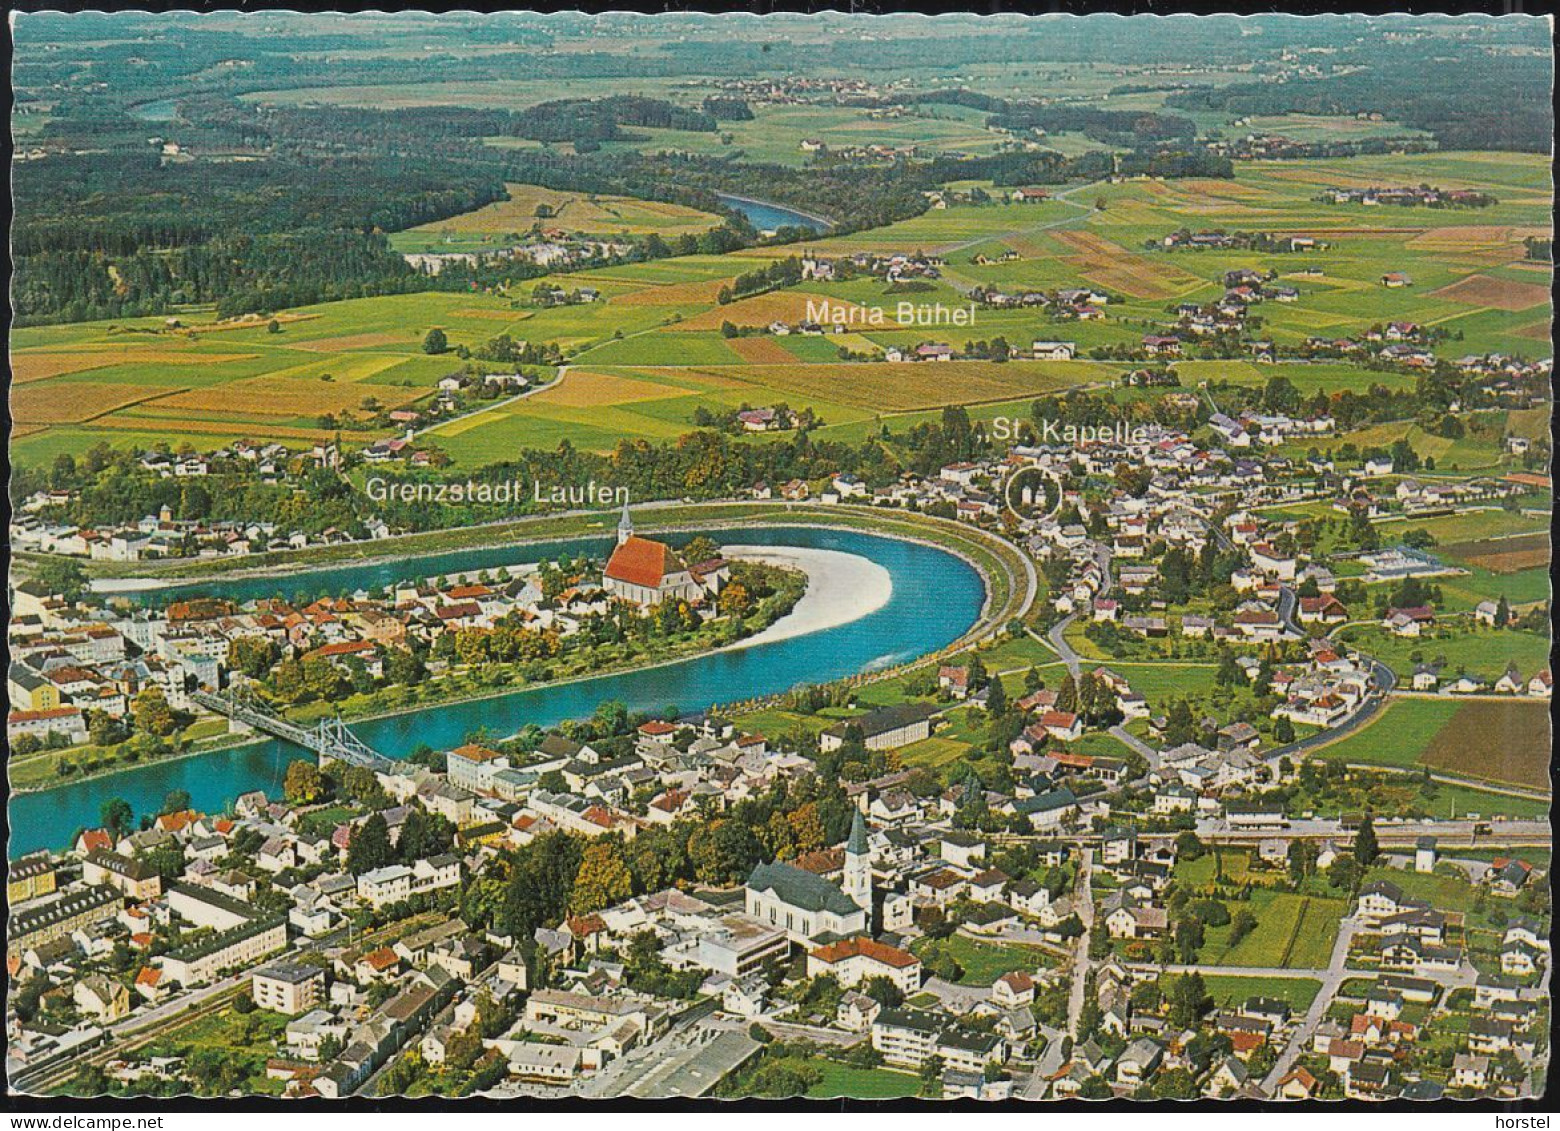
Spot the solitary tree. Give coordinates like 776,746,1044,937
422,327,449,355
100,797,134,837
284,759,324,805
1354,813,1380,868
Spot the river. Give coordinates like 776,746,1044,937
716,193,831,234
9,526,980,855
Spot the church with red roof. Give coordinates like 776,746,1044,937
602,504,707,607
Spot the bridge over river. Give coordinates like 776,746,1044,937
190,691,401,774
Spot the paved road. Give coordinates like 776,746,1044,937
1024,1023,1068,1100
937,181,1103,261
1261,917,1362,1095
755,1017,864,1048
1108,723,1159,767
415,367,566,441
922,977,995,1014
1048,612,1083,681
1067,848,1095,1042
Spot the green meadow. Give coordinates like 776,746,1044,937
10,151,1550,475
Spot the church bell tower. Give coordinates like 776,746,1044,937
843,809,873,916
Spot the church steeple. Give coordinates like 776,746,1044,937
843,809,872,914
847,808,869,855
617,500,634,546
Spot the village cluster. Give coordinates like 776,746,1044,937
6,395,1550,1100
7,507,733,752
6,685,1548,1099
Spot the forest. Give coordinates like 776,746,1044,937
1166,46,1553,153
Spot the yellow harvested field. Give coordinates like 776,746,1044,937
153,377,420,417
690,359,1096,412
410,182,716,238
1177,178,1277,201
1003,233,1063,258
12,382,182,425
614,279,734,307
677,291,856,331
1406,227,1533,266
10,349,256,385
1052,229,1202,299
1429,273,1551,311
529,369,686,408
1512,318,1553,341
452,307,530,321
410,183,575,234
183,312,321,332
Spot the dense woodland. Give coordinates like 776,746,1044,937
1166,47,1553,154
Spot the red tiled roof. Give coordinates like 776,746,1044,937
450,743,504,763
1231,1029,1267,1053
309,640,378,658
361,947,399,971
605,536,687,589
156,810,200,833
811,937,919,969
9,706,81,722
795,847,845,875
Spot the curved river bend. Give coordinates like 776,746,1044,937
9,526,981,856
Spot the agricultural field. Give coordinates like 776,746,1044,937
804,1061,921,1100
1200,975,1324,1012
9,151,1551,475
1418,699,1552,791
1199,891,1349,969
389,181,720,253
595,102,1014,168
1316,695,1552,792
1360,864,1485,917
1333,623,1552,685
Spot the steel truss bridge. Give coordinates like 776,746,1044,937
192,690,400,773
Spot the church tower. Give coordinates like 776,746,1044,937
617,500,634,546
843,809,873,915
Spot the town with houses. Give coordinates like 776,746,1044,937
7,371,1552,1101
5,7,1554,1112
